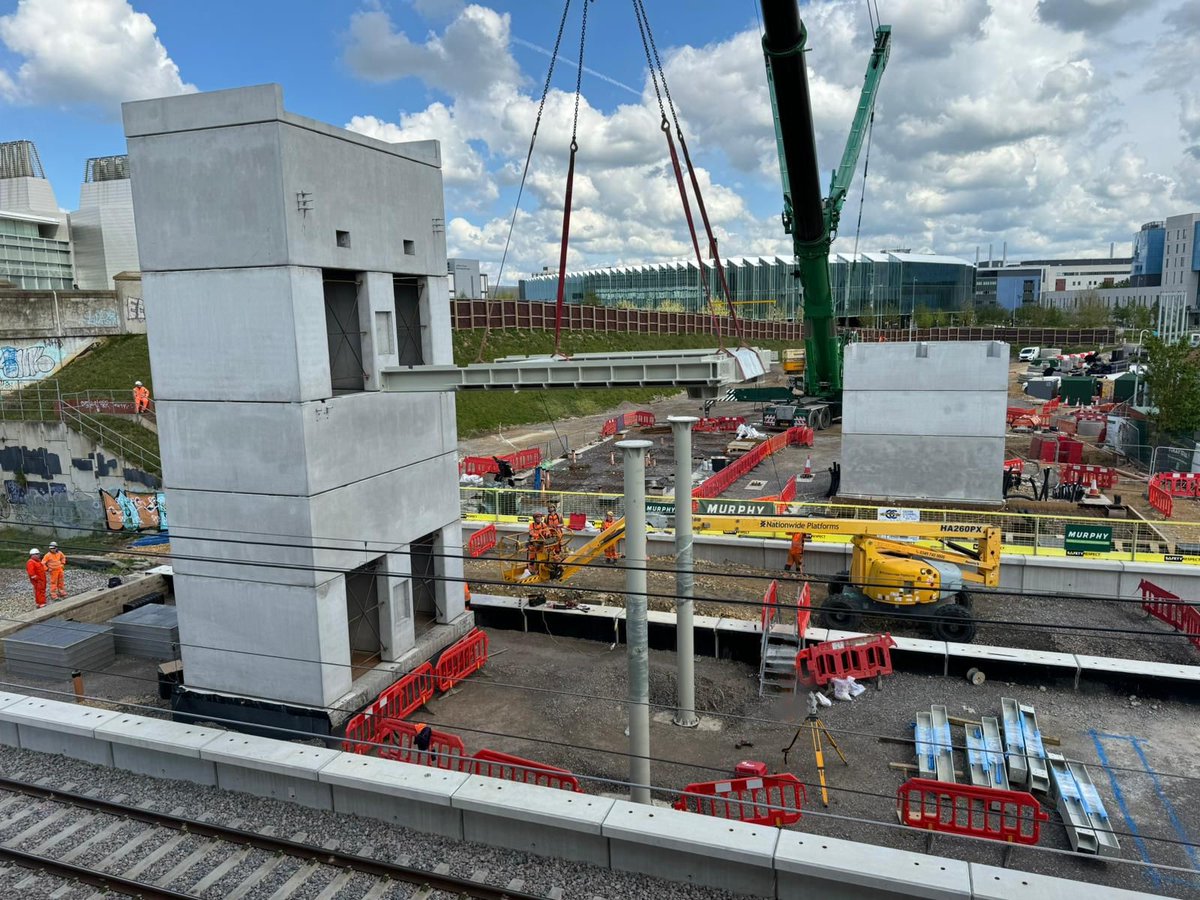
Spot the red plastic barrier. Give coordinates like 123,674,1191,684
796,633,896,687
779,473,798,502
694,416,745,433
1153,472,1200,498
896,778,1047,845
461,449,543,476
633,411,656,427
470,749,582,791
760,580,778,633
375,720,470,770
377,662,437,721
467,524,497,558
341,712,376,754
674,773,805,827
1003,458,1024,473
1139,580,1200,650
1058,464,1118,488
1148,476,1175,518
434,628,489,692
796,582,812,635
601,417,619,437
1043,398,1062,414
693,425,812,499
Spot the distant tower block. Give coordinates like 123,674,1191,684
841,341,1008,504
123,85,468,732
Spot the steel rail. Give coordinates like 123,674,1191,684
0,775,542,900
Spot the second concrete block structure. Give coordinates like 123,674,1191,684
841,341,1008,504
124,84,466,731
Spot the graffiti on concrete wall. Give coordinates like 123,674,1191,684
0,445,63,479
0,342,62,383
126,297,145,321
84,308,120,328
100,488,167,532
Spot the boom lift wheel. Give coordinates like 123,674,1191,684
817,596,863,631
929,603,976,643
827,572,849,595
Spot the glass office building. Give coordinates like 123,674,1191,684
519,251,974,321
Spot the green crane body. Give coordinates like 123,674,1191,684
761,1,891,403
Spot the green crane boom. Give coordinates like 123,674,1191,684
761,0,890,402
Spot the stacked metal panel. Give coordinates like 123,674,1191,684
107,603,179,659
3,619,115,679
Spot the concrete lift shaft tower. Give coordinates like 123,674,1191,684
124,85,470,732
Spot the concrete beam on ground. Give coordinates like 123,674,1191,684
380,347,769,394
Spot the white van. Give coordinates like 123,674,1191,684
1018,346,1040,361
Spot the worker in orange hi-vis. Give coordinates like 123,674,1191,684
26,549,47,609
601,510,620,564
133,380,151,414
43,541,67,600
784,532,807,574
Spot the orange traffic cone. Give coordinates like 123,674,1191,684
1086,478,1100,499
799,454,814,481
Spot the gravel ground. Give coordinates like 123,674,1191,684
423,629,1200,899
0,745,742,900
0,566,115,623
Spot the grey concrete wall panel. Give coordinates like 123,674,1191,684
453,776,614,866
841,434,1006,503
1020,556,1125,597
968,863,1159,899
320,753,468,839
0,691,28,747
603,800,778,896
94,714,223,786
123,83,285,138
125,85,445,275
173,576,352,705
0,698,118,766
842,342,1007,503
156,391,454,496
775,832,970,899
143,268,330,404
202,733,339,810
424,275,454,368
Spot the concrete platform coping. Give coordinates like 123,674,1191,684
452,775,614,833
318,752,470,805
776,831,971,898
200,732,340,778
94,713,225,756
602,799,779,865
0,697,121,737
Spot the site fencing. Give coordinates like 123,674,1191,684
460,487,1200,563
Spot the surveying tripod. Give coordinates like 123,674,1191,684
782,692,848,807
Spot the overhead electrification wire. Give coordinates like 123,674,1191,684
3,679,1197,868
476,0,574,363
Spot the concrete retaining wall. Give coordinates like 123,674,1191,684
0,692,1156,899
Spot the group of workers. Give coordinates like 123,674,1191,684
25,543,69,608
524,504,622,574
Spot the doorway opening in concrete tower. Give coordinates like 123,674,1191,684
323,269,365,394
392,275,425,366
410,531,439,635
344,559,383,680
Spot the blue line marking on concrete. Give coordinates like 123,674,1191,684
1090,729,1161,889
1127,735,1200,873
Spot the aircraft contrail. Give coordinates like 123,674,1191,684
512,36,643,97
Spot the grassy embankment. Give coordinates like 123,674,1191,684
19,331,788,445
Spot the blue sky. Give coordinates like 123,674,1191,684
3,0,1199,284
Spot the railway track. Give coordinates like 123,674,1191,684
0,775,546,899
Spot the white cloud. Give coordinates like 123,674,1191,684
344,0,1198,280
1036,0,1141,31
344,3,521,96
0,0,194,110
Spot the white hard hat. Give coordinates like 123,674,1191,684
135,380,143,386
49,541,57,548
29,548,39,555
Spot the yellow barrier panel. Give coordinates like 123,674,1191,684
460,488,1200,567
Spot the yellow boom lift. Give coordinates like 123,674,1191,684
501,519,626,584
694,516,1001,642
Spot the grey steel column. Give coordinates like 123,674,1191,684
617,438,652,804
668,416,699,728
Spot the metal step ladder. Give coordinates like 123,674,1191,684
1019,703,1050,793
1048,752,1121,856
965,718,1009,790
759,623,800,695
1001,697,1029,787
930,705,956,783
